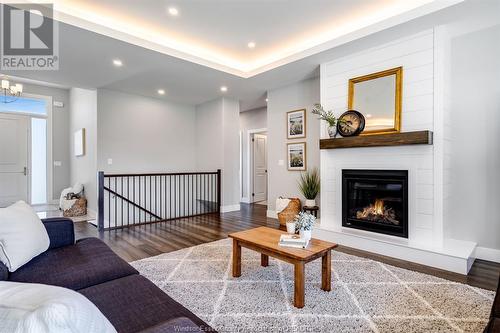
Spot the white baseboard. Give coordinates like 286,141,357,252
475,246,500,263
221,204,241,213
314,226,476,275
240,197,251,204
87,208,97,220
266,210,277,219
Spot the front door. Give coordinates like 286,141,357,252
253,133,267,203
0,114,28,207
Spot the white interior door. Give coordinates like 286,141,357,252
253,133,267,202
0,114,29,207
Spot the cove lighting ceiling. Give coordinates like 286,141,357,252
22,0,462,77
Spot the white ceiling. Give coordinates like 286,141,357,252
3,0,465,110
47,0,459,76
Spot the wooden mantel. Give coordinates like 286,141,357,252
320,130,433,149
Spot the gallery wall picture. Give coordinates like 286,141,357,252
74,128,85,157
287,109,306,139
287,142,306,171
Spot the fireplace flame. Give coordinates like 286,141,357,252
356,198,399,225
373,199,384,215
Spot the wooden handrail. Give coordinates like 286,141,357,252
104,171,218,177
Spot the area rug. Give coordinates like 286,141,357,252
131,238,495,333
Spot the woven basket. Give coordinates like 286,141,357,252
277,198,301,227
63,198,87,217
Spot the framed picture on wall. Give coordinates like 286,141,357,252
74,128,86,157
287,142,306,171
287,109,306,139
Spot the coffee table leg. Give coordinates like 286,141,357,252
232,239,241,277
321,250,331,291
294,261,305,308
261,254,269,267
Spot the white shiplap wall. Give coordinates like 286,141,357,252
319,29,443,247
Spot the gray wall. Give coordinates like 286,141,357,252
21,83,70,200
69,88,98,211
222,98,241,209
267,78,320,213
446,23,500,251
195,98,223,171
97,89,197,173
196,97,240,209
239,107,267,200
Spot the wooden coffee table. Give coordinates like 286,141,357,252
228,226,337,308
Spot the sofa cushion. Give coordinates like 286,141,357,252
0,201,50,272
79,274,212,333
42,218,75,249
9,238,137,290
0,281,117,333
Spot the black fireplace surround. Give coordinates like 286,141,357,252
342,169,408,238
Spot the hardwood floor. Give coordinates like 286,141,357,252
75,203,500,291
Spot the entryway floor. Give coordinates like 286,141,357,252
33,204,96,223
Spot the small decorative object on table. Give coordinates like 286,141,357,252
298,167,320,207
294,211,316,242
279,234,309,249
312,103,339,138
286,221,296,234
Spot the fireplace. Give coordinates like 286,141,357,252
342,170,408,238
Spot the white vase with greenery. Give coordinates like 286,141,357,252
294,212,316,241
298,168,320,207
312,103,339,138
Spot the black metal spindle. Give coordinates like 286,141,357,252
98,171,221,230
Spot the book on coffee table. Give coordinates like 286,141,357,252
279,234,309,248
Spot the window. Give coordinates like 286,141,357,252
0,97,47,116
31,118,47,204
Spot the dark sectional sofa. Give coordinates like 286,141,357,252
0,217,214,333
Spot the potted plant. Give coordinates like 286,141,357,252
312,103,339,138
298,167,320,207
294,211,316,241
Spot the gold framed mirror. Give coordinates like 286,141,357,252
348,66,402,135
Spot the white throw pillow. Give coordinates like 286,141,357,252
0,281,117,333
0,201,50,272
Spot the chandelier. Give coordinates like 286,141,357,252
1,78,23,103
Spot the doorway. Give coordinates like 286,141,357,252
251,131,267,205
0,95,52,207
0,114,28,205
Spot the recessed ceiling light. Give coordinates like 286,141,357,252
247,42,256,49
157,89,165,95
112,59,123,67
265,98,268,102
168,7,179,16
220,86,228,92
366,114,372,118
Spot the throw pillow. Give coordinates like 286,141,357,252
0,281,117,333
0,201,50,272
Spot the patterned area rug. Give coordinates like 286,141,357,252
131,238,494,333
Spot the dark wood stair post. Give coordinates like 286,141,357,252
98,171,104,231
217,169,222,213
